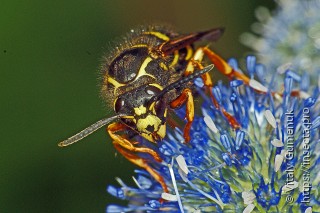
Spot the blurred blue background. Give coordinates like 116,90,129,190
0,1,274,212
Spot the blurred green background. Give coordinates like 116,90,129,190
0,1,275,212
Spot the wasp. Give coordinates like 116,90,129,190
58,25,258,192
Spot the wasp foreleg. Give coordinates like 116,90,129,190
185,48,241,129
113,143,169,193
107,122,162,162
202,47,251,84
170,88,194,143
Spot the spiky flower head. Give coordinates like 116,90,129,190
105,1,320,211
106,56,320,212
241,0,320,84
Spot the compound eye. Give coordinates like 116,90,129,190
114,97,125,113
145,85,161,96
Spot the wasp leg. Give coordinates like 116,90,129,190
202,47,251,84
184,48,241,129
167,117,180,129
170,88,194,142
199,62,241,129
108,122,168,192
184,48,219,105
107,122,162,162
113,143,169,193
201,47,268,127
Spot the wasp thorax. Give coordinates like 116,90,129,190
109,47,149,83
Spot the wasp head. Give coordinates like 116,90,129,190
114,84,167,142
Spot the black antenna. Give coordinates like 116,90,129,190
58,114,125,147
149,64,214,104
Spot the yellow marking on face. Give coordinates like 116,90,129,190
120,115,137,124
185,45,193,60
160,62,168,71
143,31,170,41
120,115,135,119
135,57,156,80
134,105,147,116
169,50,179,68
107,77,126,94
136,115,161,133
164,108,167,118
141,133,155,142
157,124,166,139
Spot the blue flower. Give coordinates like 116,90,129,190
106,56,320,212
